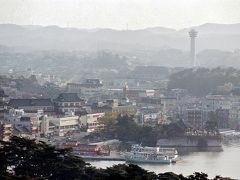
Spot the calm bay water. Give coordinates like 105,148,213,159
89,143,240,179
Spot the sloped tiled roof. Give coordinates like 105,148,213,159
54,93,84,102
8,99,53,107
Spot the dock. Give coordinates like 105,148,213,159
80,156,125,161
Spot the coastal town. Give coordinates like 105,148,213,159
1,0,240,179
1,64,240,164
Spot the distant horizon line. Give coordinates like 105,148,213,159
1,22,240,31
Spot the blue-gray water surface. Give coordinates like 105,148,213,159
89,143,240,179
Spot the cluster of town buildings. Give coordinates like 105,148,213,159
1,66,240,142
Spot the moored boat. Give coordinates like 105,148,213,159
123,144,178,164
59,141,110,156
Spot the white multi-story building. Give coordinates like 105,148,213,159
0,121,11,141
4,109,43,136
54,93,85,114
229,101,240,128
161,96,177,117
79,113,105,132
203,95,231,112
49,112,79,136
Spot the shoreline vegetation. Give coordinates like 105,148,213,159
0,136,234,180
87,114,220,148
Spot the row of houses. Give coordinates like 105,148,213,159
184,95,240,129
7,95,138,116
0,90,104,140
7,93,85,115
2,108,105,139
0,89,140,140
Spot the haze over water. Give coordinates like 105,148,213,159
89,143,240,179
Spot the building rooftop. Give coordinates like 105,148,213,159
8,99,53,107
54,93,84,102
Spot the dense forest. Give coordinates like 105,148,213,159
89,114,189,146
168,67,240,96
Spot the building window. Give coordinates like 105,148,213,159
47,107,52,110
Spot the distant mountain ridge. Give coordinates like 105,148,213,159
0,23,239,52
180,23,240,34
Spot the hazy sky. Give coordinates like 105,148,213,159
0,0,240,30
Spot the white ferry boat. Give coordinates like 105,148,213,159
124,144,178,164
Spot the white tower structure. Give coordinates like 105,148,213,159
189,29,198,67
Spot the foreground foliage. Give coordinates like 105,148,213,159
0,137,233,180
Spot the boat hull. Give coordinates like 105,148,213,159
124,153,174,164
125,158,172,164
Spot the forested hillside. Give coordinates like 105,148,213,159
168,67,240,96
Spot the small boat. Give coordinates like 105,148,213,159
123,144,178,164
59,141,110,156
